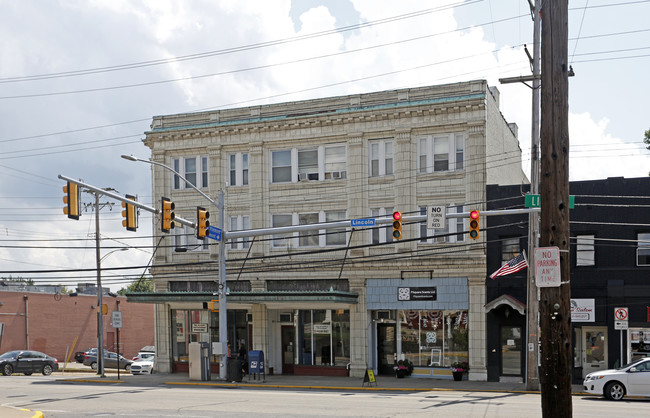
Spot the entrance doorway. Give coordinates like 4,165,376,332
281,325,295,374
582,326,607,379
377,323,396,375
500,326,523,377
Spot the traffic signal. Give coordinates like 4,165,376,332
62,181,80,220
469,210,480,239
121,194,137,232
392,211,403,240
161,197,175,233
196,206,210,239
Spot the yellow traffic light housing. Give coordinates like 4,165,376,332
196,206,210,239
62,181,80,220
392,211,403,240
161,197,175,233
121,194,137,232
208,299,219,312
469,210,480,239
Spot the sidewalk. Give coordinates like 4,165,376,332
55,361,589,395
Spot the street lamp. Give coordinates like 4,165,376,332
97,247,128,378
121,154,229,380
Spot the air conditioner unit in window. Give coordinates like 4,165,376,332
332,171,341,179
299,173,308,181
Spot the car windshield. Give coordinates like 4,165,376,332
618,359,648,370
0,351,22,359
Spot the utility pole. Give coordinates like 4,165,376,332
539,1,572,416
94,192,105,378
526,0,541,392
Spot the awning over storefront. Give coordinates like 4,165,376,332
125,290,358,305
484,294,526,315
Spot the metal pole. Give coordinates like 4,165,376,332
95,192,105,378
218,190,228,380
526,0,541,392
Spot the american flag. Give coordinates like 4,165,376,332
490,252,528,279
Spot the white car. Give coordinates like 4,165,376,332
130,357,154,375
583,357,650,400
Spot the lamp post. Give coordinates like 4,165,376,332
121,154,229,380
96,245,128,378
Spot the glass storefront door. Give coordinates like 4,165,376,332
582,326,607,379
377,323,396,375
500,326,522,376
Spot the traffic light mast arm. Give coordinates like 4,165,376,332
57,174,196,229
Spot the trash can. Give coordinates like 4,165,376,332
227,357,243,382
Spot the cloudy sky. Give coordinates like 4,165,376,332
1,0,648,290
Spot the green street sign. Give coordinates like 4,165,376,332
525,194,575,209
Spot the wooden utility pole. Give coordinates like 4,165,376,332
539,1,572,416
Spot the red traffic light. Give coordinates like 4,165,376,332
470,210,479,220
393,211,402,221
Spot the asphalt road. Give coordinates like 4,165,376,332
1,372,649,417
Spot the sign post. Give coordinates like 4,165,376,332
615,307,629,365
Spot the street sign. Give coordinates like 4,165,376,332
525,194,575,209
535,246,561,287
351,218,375,227
111,311,123,328
427,206,446,230
614,307,628,321
615,320,628,330
207,225,222,241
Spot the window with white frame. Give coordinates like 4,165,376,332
229,215,250,250
418,134,465,174
173,156,209,189
228,153,249,187
369,139,394,177
174,225,209,252
299,213,319,247
419,205,464,243
576,235,595,266
272,214,292,247
370,208,393,244
637,233,650,266
272,145,347,183
325,211,347,246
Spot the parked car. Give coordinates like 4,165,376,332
83,351,132,371
583,357,650,400
0,350,59,376
132,347,155,362
130,356,155,375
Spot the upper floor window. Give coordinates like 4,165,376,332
299,213,319,247
576,235,595,266
418,134,464,174
369,140,394,177
271,214,293,247
174,225,209,252
272,211,348,248
229,215,250,250
501,238,520,263
228,153,249,187
325,211,347,246
419,206,465,243
638,233,650,266
173,156,208,189
273,145,347,183
370,208,393,244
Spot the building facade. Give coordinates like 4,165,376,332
486,177,650,383
132,81,526,380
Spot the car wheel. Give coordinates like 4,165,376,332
90,362,97,370
125,364,131,372
605,381,625,401
23,372,33,376
2,364,13,376
42,365,53,376
641,344,650,352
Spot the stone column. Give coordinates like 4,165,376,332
348,277,368,378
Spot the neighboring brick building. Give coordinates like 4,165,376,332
0,291,154,362
132,80,526,380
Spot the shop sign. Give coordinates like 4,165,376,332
570,298,595,322
397,287,437,301
313,324,331,334
191,323,208,333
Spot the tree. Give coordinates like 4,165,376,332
644,128,650,150
117,277,153,295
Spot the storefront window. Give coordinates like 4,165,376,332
399,309,468,367
297,309,350,367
